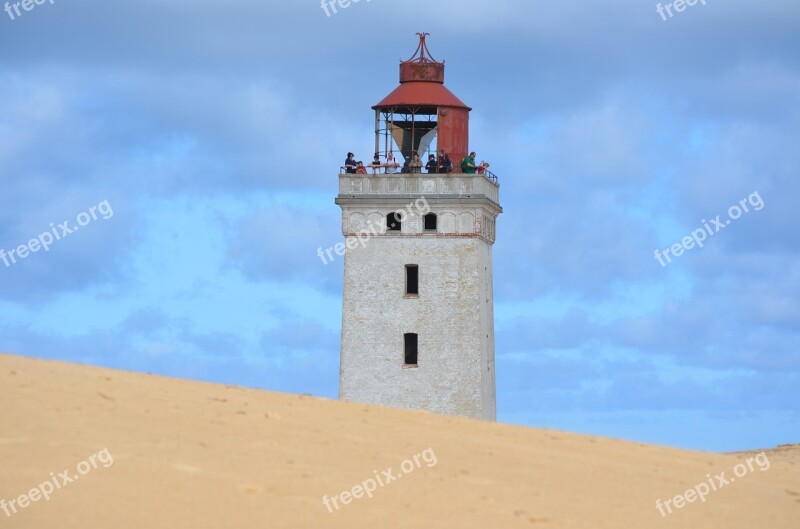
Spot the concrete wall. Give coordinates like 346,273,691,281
336,175,500,420
339,236,495,419
337,173,500,206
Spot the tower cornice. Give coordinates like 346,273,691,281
335,173,500,207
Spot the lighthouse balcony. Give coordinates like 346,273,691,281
337,172,500,204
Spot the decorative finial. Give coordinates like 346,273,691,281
402,32,441,65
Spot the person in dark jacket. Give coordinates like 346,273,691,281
438,150,453,173
425,154,438,174
344,152,357,174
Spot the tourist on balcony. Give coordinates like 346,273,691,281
461,152,477,174
438,150,453,173
425,154,438,174
370,154,382,174
345,152,357,174
410,153,423,173
355,161,368,174
385,152,400,174
477,160,490,175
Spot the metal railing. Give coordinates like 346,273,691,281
482,169,498,182
339,167,499,183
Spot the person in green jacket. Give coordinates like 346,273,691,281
461,152,478,173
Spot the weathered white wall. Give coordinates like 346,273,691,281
336,174,500,420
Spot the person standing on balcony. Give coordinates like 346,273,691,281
461,152,477,173
345,152,357,174
426,154,438,174
370,154,382,174
438,150,453,173
385,152,400,174
410,153,423,173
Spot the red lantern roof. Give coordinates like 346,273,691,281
373,33,471,111
373,82,470,110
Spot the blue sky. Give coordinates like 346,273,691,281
0,0,797,452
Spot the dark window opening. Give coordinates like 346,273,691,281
404,333,418,366
406,265,419,295
386,212,402,232
424,213,437,231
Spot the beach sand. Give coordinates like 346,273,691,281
1,353,797,528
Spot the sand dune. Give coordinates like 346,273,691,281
0,353,797,528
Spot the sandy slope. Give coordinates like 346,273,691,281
0,353,797,528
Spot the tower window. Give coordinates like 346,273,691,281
404,333,418,366
386,212,402,232
424,213,437,232
405,265,419,296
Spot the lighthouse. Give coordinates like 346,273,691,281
335,33,501,420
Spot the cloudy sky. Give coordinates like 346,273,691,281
1,0,798,452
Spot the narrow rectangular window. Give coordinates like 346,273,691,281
404,333,418,366
405,265,419,295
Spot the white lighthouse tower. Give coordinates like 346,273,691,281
335,34,501,420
